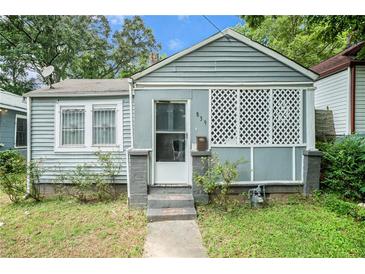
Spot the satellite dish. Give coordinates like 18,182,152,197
41,65,54,77
41,66,55,89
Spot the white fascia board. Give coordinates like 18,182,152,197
134,82,314,89
132,28,319,82
0,103,27,112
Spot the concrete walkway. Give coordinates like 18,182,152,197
143,220,208,258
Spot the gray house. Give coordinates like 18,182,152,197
0,89,27,155
25,29,321,219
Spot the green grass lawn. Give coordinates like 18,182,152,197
197,198,365,258
0,192,146,257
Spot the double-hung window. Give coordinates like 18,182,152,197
55,100,123,152
15,114,27,148
92,106,116,145
61,107,85,146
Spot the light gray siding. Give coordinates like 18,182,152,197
355,66,365,134
314,69,350,135
139,36,312,83
31,96,131,183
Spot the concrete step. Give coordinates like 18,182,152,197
148,194,194,209
147,207,197,222
149,185,192,195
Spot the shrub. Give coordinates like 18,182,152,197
56,164,107,202
0,150,26,202
318,135,365,201
194,155,246,209
27,160,43,201
315,193,365,222
0,149,26,174
56,152,122,202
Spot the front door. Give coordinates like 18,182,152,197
154,101,189,185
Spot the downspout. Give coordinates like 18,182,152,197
350,64,356,134
127,79,134,199
26,96,31,195
306,87,316,151
128,78,134,148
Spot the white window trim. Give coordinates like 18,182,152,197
14,114,27,148
54,99,123,153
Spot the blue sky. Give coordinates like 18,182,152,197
108,15,244,56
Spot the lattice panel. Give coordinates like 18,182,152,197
272,89,302,144
210,88,302,146
239,89,270,144
210,89,238,145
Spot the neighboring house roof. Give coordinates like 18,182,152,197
24,79,130,98
311,42,365,79
0,89,27,112
132,28,319,81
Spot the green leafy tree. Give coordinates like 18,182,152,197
0,16,160,94
237,16,348,67
306,16,365,59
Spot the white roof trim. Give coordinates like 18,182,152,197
132,28,319,81
0,90,27,111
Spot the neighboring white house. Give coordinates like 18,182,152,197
311,42,365,135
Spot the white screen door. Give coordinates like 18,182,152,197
154,101,189,184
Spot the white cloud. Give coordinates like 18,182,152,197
177,15,189,21
168,38,183,51
108,16,125,26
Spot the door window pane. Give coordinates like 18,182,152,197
156,103,185,131
61,108,85,145
93,108,116,145
156,133,185,162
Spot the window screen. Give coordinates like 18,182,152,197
92,108,116,145
61,108,85,145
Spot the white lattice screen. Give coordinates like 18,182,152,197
210,89,237,145
210,88,303,146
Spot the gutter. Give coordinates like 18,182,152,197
350,63,356,134
26,97,31,195
127,79,134,199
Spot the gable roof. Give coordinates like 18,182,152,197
132,28,318,81
311,42,365,79
24,79,129,98
0,89,27,112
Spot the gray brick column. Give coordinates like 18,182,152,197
128,149,150,208
303,150,323,195
191,150,211,204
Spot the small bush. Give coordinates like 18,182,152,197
0,149,26,174
194,155,246,210
318,135,365,201
316,193,365,222
27,160,43,201
56,164,109,202
56,152,122,202
0,150,26,202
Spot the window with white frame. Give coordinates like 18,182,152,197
210,88,303,146
15,114,27,147
61,108,85,146
92,106,116,145
55,100,123,151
